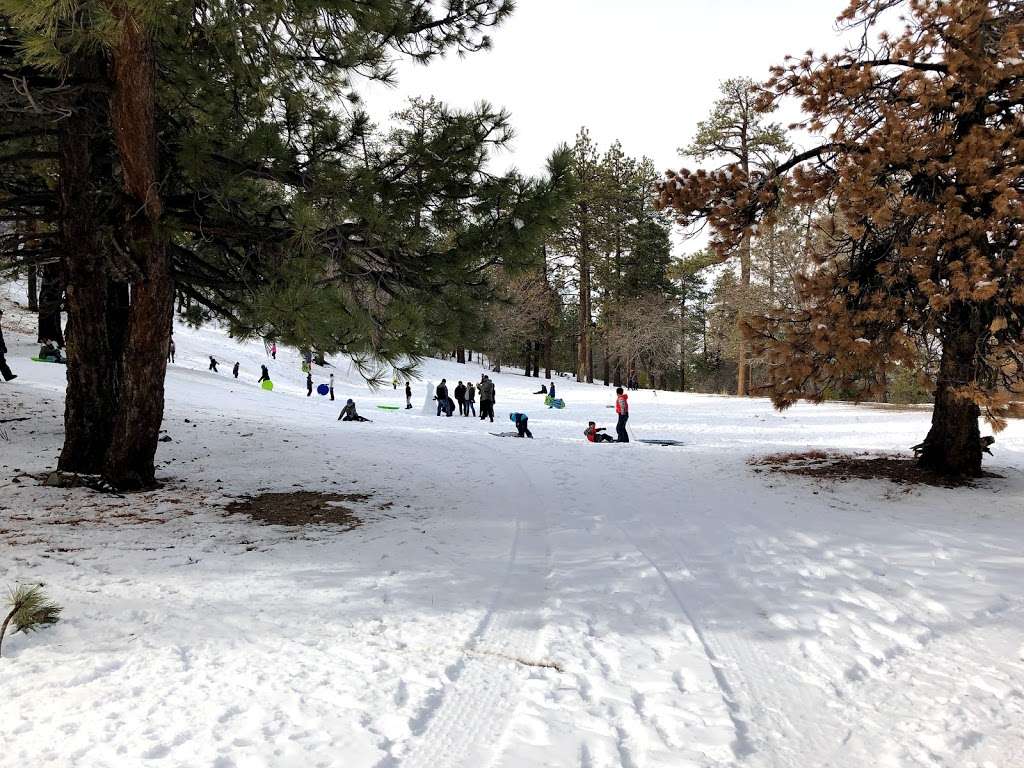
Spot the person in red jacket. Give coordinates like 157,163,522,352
614,387,629,443
585,421,614,443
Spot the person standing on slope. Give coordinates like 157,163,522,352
615,386,629,443
0,309,16,382
232,362,240,379
270,342,276,360
436,379,449,417
479,375,495,422
258,364,270,384
454,381,467,416
306,371,313,397
405,381,412,409
209,356,218,372
465,381,476,417
329,373,335,401
549,380,556,400
167,336,175,364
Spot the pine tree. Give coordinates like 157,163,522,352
659,0,1024,477
682,77,791,396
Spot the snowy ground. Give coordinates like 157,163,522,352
1,286,1023,768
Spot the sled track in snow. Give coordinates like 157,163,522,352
393,452,549,768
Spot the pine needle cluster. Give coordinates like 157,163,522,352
0,584,62,657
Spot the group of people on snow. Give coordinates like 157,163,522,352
156,329,632,444
433,375,496,422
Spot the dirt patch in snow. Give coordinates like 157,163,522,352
225,491,370,528
749,451,999,488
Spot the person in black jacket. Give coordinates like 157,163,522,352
258,364,270,383
329,373,335,401
232,362,240,379
306,371,313,397
338,399,371,422
209,356,219,372
0,309,16,381
454,381,467,416
405,381,413,409
435,379,449,416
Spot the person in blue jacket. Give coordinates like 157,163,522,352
509,412,533,438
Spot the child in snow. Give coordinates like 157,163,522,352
585,421,614,443
232,362,240,379
615,387,629,443
306,371,313,397
258,364,270,383
465,382,476,416
167,337,175,364
533,384,548,395
510,412,533,439
38,339,65,363
209,356,219,372
330,373,335,401
338,399,371,422
548,380,556,399
271,342,276,359
405,381,413,409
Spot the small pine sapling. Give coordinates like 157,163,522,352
0,584,62,657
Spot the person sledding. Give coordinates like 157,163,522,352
509,412,533,438
338,399,371,422
38,339,65,364
533,383,548,395
257,364,271,383
584,421,614,443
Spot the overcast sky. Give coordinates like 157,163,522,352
361,0,855,177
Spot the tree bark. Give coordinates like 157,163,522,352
57,50,116,475
736,233,750,397
103,6,174,490
26,265,37,312
918,308,983,477
37,263,65,345
457,348,466,364
577,257,591,383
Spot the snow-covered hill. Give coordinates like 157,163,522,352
1,283,1023,768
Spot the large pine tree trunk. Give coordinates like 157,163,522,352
57,50,116,475
577,257,590,383
103,7,173,490
918,309,983,477
736,233,750,397
26,265,37,311
37,263,65,345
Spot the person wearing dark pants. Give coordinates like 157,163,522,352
466,382,476,416
0,309,15,382
454,381,467,416
209,356,219,372
330,373,335,401
258,365,270,383
436,379,449,416
615,386,629,443
306,371,313,397
167,337,175,364
510,412,533,438
232,362,239,379
478,376,495,422
405,381,413,409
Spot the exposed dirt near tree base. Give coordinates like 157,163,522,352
225,491,371,527
749,451,1001,488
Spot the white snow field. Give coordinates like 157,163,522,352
1,288,1023,768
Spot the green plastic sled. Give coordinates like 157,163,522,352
261,380,274,391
